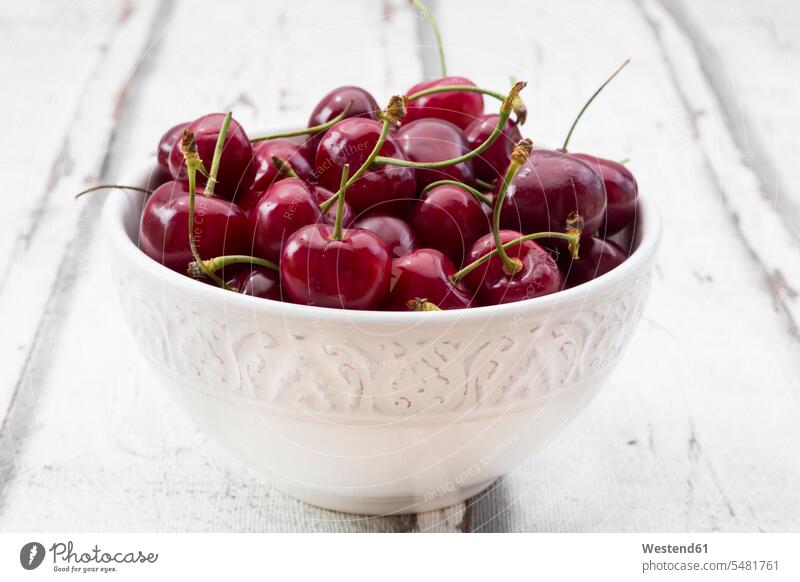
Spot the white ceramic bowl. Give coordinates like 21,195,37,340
103,161,661,515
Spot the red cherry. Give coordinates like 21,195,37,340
311,184,354,227
249,178,324,263
139,180,249,273
571,154,638,235
280,223,391,310
307,85,380,151
167,113,255,199
226,267,282,300
404,76,484,129
383,248,474,310
315,118,416,216
353,214,417,258
464,114,522,183
250,138,315,192
463,230,561,305
395,118,475,190
556,236,627,288
157,122,188,175
498,149,606,237
408,184,489,266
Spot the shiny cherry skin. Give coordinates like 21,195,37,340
353,214,417,258
250,138,315,192
571,154,638,234
464,114,522,183
498,149,606,237
280,224,391,310
315,118,416,216
226,267,282,300
167,113,255,199
139,180,249,273
307,85,380,151
395,118,475,189
311,184,354,227
408,184,489,267
404,76,484,130
156,122,189,175
464,230,561,305
249,178,324,263
383,248,474,310
557,236,627,288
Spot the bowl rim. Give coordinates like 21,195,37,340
103,160,661,323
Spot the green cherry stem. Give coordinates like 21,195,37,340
188,254,278,277
410,0,447,77
74,184,152,199
561,58,630,152
330,163,350,241
319,95,406,214
250,101,353,143
205,112,232,197
407,83,527,125
475,178,495,191
450,231,580,284
375,82,526,170
420,180,492,206
492,139,532,275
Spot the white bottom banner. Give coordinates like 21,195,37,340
1,533,797,581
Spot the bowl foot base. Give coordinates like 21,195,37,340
272,478,496,516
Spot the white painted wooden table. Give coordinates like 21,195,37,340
1,0,799,532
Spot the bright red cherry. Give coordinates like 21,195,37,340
464,114,522,183
353,214,417,258
463,230,561,305
250,138,315,192
571,154,638,235
139,180,249,273
404,76,484,129
556,236,627,288
167,113,255,199
307,85,380,151
315,118,416,216
280,223,391,310
408,184,489,266
311,184,354,227
226,267,281,300
498,149,606,237
383,248,474,310
249,178,324,263
395,118,475,189
157,122,188,175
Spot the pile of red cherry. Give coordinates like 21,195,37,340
122,10,637,312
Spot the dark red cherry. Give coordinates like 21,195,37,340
167,113,255,199
311,184,354,227
157,122,189,175
226,267,282,300
464,114,522,183
408,184,489,266
395,118,475,189
571,154,638,235
556,236,627,288
315,118,416,216
250,138,315,192
139,180,249,273
353,214,417,258
404,76,484,129
498,149,606,237
249,178,324,263
280,224,391,310
307,85,380,151
383,248,474,310
463,230,561,305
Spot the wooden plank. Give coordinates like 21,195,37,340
433,0,800,531
0,0,464,532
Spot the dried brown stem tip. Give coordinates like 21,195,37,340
565,211,585,259
407,298,442,311
180,129,206,175
502,81,527,116
382,95,409,125
510,138,533,165
271,155,298,179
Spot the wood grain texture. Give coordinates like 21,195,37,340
433,0,800,532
